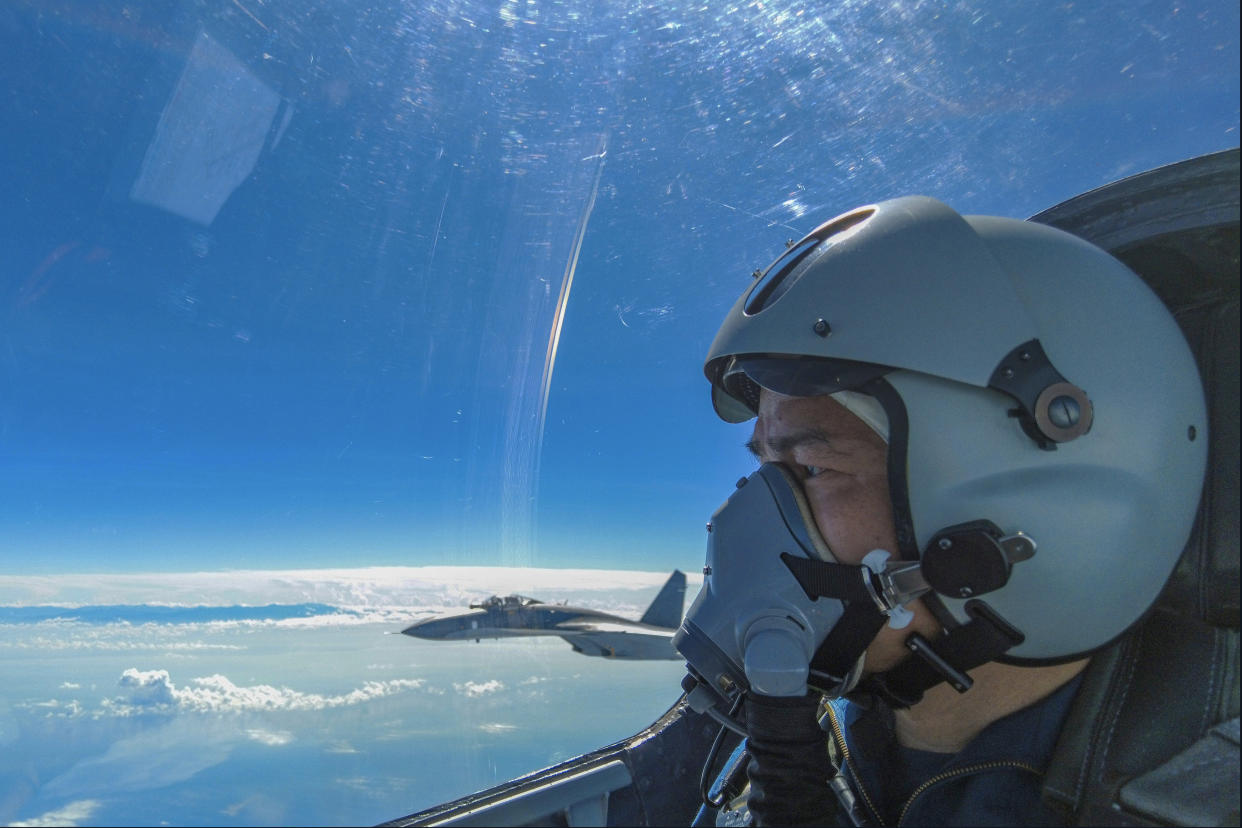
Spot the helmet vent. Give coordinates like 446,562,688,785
744,208,875,315
745,237,821,315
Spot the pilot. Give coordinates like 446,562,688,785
693,197,1207,825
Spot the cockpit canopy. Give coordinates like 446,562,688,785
469,595,544,610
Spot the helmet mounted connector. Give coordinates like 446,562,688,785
989,339,1094,450
921,520,1037,599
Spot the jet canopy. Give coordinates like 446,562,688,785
469,595,544,610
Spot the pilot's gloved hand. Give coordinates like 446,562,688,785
744,691,835,827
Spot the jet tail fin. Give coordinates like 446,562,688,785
639,570,686,629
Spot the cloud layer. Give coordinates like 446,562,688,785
0,566,699,619
7,799,100,827
103,668,429,716
453,679,504,698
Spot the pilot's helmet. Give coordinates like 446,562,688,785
705,196,1207,663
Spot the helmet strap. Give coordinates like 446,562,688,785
860,599,1026,708
809,602,887,694
777,554,892,695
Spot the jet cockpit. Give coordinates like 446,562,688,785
468,595,544,610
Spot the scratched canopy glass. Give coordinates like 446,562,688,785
0,0,1236,826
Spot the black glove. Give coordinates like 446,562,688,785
744,691,836,826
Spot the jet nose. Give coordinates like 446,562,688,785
401,618,441,639
400,609,487,640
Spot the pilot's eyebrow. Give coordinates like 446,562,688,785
746,428,836,460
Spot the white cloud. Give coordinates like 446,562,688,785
6,635,243,652
118,668,177,706
22,698,84,719
205,610,411,629
453,679,504,698
478,722,517,733
325,740,360,754
221,793,286,823
100,668,429,716
58,682,80,689
245,728,292,746
8,799,101,827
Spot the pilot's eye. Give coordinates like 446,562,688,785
803,465,826,478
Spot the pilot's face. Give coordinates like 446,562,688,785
749,389,939,673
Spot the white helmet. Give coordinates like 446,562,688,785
705,196,1207,663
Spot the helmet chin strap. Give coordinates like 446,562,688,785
780,549,1028,708
779,550,915,697
859,599,1026,708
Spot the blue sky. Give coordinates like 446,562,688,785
1,0,1238,575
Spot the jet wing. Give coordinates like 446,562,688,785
553,619,679,660
554,619,675,638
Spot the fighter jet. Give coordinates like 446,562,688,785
400,570,686,660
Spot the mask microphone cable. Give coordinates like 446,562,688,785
699,692,747,811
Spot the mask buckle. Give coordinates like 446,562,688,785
859,550,929,630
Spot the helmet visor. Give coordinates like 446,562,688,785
711,354,893,421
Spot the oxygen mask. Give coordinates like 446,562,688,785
674,463,931,733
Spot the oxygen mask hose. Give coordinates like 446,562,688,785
744,691,835,827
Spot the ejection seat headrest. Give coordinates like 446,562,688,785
1160,291,1238,629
